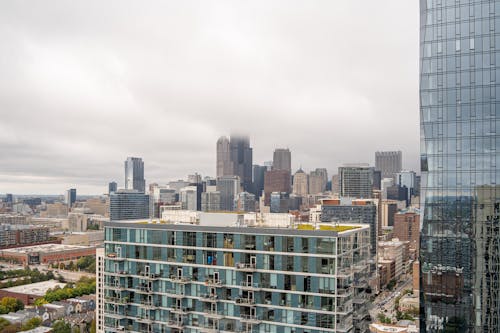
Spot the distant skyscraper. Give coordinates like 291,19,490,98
124,157,145,193
264,169,291,205
252,164,267,198
188,173,202,184
272,148,291,173
397,170,416,203
65,188,76,208
108,182,117,195
109,189,149,221
229,135,253,191
338,164,374,198
216,176,240,211
4,194,13,204
216,136,231,178
292,168,308,196
375,151,402,181
180,186,198,211
419,2,500,331
309,168,328,194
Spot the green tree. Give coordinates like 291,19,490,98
90,319,96,333
0,297,24,314
52,320,71,333
21,317,42,331
0,317,11,331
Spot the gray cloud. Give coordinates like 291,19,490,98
0,0,419,194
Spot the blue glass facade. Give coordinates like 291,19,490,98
420,0,500,331
102,222,371,333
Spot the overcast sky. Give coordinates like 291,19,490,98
0,1,419,195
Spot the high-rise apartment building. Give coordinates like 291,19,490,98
100,216,371,333
109,190,150,221
272,148,291,173
229,135,253,192
125,157,145,193
375,151,402,181
216,136,232,178
65,188,77,208
180,186,198,211
338,164,374,199
309,171,326,195
420,2,500,331
292,168,309,196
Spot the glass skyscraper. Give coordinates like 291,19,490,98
420,1,500,331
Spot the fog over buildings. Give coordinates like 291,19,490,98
0,1,419,194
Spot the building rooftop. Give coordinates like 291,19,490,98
19,327,53,333
2,243,92,254
107,212,369,236
4,280,66,296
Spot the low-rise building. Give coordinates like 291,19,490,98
0,280,66,305
0,244,95,266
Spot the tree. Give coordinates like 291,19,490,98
52,320,71,333
21,317,42,331
0,317,10,331
90,319,96,333
0,297,24,314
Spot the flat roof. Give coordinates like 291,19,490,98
2,244,93,254
5,280,66,296
105,220,369,237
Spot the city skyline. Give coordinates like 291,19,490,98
0,1,419,195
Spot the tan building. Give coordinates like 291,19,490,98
292,169,308,196
379,238,409,281
398,295,419,312
67,212,88,232
83,197,109,217
41,203,68,218
394,210,420,257
308,172,324,194
62,231,104,246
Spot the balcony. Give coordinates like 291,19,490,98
200,293,218,302
167,320,184,329
199,326,219,333
104,311,127,320
205,310,225,320
105,297,129,305
240,314,261,324
107,253,125,262
141,273,161,280
136,316,154,324
104,325,125,332
170,275,192,284
235,263,256,272
240,281,260,290
136,286,154,294
141,301,159,309
235,298,255,306
205,279,223,287
105,283,125,291
170,306,189,315
165,289,185,298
